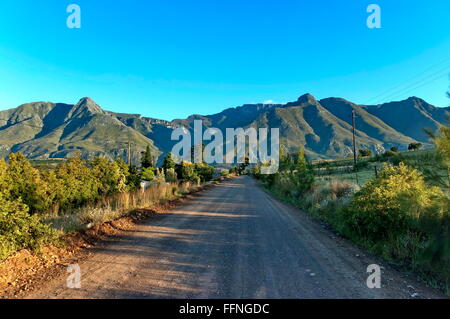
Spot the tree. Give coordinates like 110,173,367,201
40,169,63,213
90,157,127,195
114,158,133,190
283,146,314,195
55,155,99,208
237,156,250,174
434,123,450,166
0,158,12,199
176,161,199,183
428,118,450,187
279,145,291,170
7,153,53,214
408,142,423,151
141,166,155,181
390,146,399,152
194,163,214,181
126,165,142,189
296,146,308,171
141,145,154,168
358,149,372,157
162,152,176,172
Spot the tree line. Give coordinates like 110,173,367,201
0,146,218,260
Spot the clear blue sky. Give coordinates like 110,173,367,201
0,0,449,120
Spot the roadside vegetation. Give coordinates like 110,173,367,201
0,148,225,261
254,120,450,293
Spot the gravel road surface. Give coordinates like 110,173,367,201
26,176,445,299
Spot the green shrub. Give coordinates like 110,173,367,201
260,146,314,195
339,163,444,243
126,165,142,190
408,142,423,151
141,166,155,181
89,157,128,195
221,169,229,177
414,195,450,280
165,168,178,183
0,196,58,260
358,149,372,157
162,152,176,171
55,155,101,209
194,163,214,182
7,153,54,214
176,161,200,183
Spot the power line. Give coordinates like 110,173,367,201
382,71,448,102
362,56,450,104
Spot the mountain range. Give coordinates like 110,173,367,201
0,94,448,163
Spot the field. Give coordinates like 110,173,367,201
311,148,449,189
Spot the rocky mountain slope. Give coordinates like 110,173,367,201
0,94,448,161
0,98,159,162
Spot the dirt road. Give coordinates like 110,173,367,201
26,176,445,298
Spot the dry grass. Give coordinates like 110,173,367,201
329,180,355,199
45,182,201,233
298,179,359,221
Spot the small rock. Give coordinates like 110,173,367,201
310,273,316,276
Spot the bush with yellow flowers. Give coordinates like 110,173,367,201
339,163,445,242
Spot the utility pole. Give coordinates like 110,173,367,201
351,110,357,168
351,110,359,185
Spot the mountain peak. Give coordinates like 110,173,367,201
76,97,101,108
297,93,317,104
78,96,94,103
406,96,427,104
68,97,104,118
